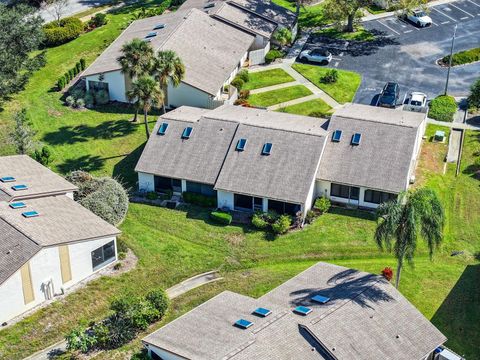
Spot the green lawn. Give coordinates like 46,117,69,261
247,85,312,107
315,26,375,42
272,0,329,28
292,63,361,104
277,98,332,117
243,69,295,91
366,4,387,15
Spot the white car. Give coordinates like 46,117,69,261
407,9,432,27
404,92,428,112
298,48,332,65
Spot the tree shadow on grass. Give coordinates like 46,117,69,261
113,143,146,188
328,206,376,221
57,154,105,174
430,264,480,359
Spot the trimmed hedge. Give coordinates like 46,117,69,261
428,95,457,122
57,58,86,90
210,211,232,225
43,17,83,47
442,47,480,66
265,49,284,64
182,191,216,207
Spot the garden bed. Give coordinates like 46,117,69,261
438,47,480,67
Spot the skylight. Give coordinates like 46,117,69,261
236,138,247,151
204,2,215,8
9,202,26,209
253,307,271,317
311,295,330,304
143,38,152,42
262,143,272,155
182,127,193,139
293,306,312,316
22,211,39,218
234,319,253,329
351,133,361,145
145,32,157,38
153,24,166,30
157,122,169,135
11,184,28,191
332,130,342,142
0,176,15,183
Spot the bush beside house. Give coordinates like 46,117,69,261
43,17,84,47
428,95,457,122
252,211,292,235
265,49,285,64
210,211,232,225
182,191,216,207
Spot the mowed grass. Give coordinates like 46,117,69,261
247,85,312,107
315,26,375,42
243,69,295,91
292,63,361,104
271,0,329,28
278,98,332,117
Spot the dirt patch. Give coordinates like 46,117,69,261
225,233,245,246
48,109,63,117
415,141,447,186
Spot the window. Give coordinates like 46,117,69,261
153,24,165,30
91,241,116,271
364,189,397,204
330,183,359,200
332,130,342,142
182,127,193,139
236,138,247,151
351,133,361,145
268,199,300,215
150,351,162,360
262,143,272,155
157,122,168,135
186,181,215,197
88,80,109,92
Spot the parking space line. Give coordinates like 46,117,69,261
450,3,475,17
460,16,469,19
466,0,480,8
441,20,450,24
377,20,401,35
404,29,413,33
433,7,458,22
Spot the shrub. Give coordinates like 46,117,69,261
75,62,82,74
320,69,339,84
43,17,83,47
65,327,97,353
182,191,216,207
442,47,480,66
57,77,65,90
113,262,122,270
272,215,291,234
146,289,169,316
314,196,331,214
65,95,75,107
239,89,250,100
80,58,86,70
468,78,480,110
95,89,110,105
146,191,159,200
305,210,316,224
265,49,284,64
237,69,249,83
118,251,127,260
381,267,393,281
68,69,75,79
171,0,185,6
33,146,52,166
116,236,128,253
252,212,269,229
89,13,108,28
85,91,95,107
210,211,232,225
272,27,292,45
428,95,457,122
231,77,244,91
75,98,85,109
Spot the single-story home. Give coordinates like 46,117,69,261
135,104,426,215
0,156,120,325
142,261,448,360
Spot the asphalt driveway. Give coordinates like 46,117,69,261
303,0,480,105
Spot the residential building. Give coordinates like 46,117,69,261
135,104,426,214
0,156,120,325
142,261,447,360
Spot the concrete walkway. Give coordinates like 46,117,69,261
24,271,222,360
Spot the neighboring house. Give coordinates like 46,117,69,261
142,261,447,360
0,156,120,325
135,104,426,215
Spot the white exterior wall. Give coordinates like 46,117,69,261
408,118,427,186
315,180,385,209
217,190,234,210
0,237,117,324
167,82,212,109
85,70,127,102
138,172,155,192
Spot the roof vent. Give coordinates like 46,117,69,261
204,2,215,8
351,133,361,145
143,38,152,42
311,295,330,304
11,184,28,191
234,319,253,329
145,31,157,38
236,138,247,151
293,306,312,316
261,143,272,156
153,24,166,30
22,210,39,218
0,176,15,183
253,307,271,317
331,130,342,142
9,202,26,209
157,122,169,135
182,127,193,139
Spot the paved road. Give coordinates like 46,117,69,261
303,0,480,105
38,0,113,22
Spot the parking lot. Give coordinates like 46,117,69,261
303,0,480,105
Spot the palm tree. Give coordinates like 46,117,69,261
151,50,185,113
127,76,164,139
374,188,445,289
117,39,154,121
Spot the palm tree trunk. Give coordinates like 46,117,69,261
144,108,150,139
395,258,403,289
133,106,139,122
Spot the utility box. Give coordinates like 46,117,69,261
434,130,446,142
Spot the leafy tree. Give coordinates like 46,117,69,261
394,0,428,13
127,76,164,139
272,27,292,46
323,0,371,32
468,78,480,110
374,188,444,288
33,146,52,165
10,109,36,154
0,4,45,105
117,39,154,121
44,0,69,22
152,50,185,113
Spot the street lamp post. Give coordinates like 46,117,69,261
444,24,458,96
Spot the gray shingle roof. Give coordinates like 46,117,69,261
0,155,77,201
0,218,40,285
317,104,425,193
83,9,254,96
143,262,446,360
0,196,120,247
